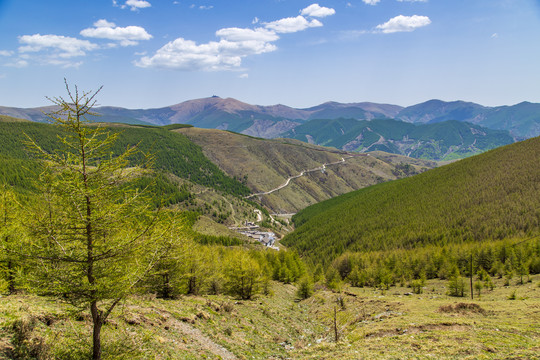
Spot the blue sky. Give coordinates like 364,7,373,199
1,0,539,109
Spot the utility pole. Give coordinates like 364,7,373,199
333,306,339,342
470,253,474,300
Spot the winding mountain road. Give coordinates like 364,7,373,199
245,155,364,199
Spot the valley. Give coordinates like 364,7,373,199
0,100,538,360
1,1,538,358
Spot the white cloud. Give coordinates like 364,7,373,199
199,5,213,10
137,5,332,71
375,15,431,33
123,0,151,11
46,59,83,68
216,27,279,42
362,0,380,5
397,0,428,2
0,50,13,56
18,34,98,58
94,19,116,28
239,73,249,79
252,17,259,24
264,16,322,34
80,19,152,46
136,37,276,71
5,59,28,68
491,33,498,38
300,4,336,18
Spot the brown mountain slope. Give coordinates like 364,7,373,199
176,128,437,213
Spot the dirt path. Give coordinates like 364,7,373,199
223,196,238,225
245,155,362,199
170,319,238,360
144,306,238,360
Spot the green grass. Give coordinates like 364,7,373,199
1,276,538,359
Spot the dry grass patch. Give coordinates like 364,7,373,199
438,302,489,315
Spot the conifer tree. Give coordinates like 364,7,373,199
225,251,262,300
296,275,314,299
0,184,21,294
22,81,173,360
447,267,466,297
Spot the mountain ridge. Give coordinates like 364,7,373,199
282,118,515,161
1,97,539,138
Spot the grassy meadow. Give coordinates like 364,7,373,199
1,275,538,359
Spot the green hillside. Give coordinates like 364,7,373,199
483,102,540,139
0,115,29,123
281,118,514,161
0,121,249,196
395,100,540,138
283,137,540,262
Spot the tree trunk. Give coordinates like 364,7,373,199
7,255,15,295
91,301,103,360
162,273,171,299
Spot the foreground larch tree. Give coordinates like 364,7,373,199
225,251,263,300
22,81,173,360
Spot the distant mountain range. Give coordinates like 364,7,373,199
1,96,538,139
282,118,514,161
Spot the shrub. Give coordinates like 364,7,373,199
296,276,314,300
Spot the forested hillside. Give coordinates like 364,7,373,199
281,118,514,160
283,137,540,263
0,121,249,196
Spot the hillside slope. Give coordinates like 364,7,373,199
283,137,540,261
177,127,437,213
396,100,540,138
281,118,515,161
0,121,249,197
